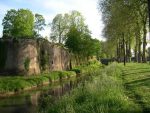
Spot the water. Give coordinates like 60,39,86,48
0,75,91,113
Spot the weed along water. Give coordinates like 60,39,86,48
0,74,93,113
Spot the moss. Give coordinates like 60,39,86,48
24,57,30,71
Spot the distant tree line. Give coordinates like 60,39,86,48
98,0,148,64
2,9,101,61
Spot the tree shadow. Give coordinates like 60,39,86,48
122,70,150,76
125,77,150,87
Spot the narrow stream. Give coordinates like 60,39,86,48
0,75,92,113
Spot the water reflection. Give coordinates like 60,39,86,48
0,75,91,113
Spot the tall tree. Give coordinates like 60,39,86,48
50,11,90,43
34,13,46,37
2,9,17,38
50,14,67,43
99,0,148,63
2,9,34,38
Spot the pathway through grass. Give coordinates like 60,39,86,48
121,63,150,113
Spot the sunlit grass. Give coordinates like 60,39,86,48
121,63,150,112
42,63,141,113
0,71,76,93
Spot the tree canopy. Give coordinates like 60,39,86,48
98,0,148,63
50,10,90,44
34,13,46,38
2,9,34,38
2,9,46,38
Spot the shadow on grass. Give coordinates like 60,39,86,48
125,77,150,113
123,67,150,72
125,77,150,87
122,70,150,76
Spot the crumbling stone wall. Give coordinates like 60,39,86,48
0,38,70,76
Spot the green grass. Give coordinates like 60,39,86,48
0,61,101,94
0,71,76,93
71,60,102,75
41,63,141,113
121,63,150,112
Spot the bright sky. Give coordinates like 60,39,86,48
0,0,104,40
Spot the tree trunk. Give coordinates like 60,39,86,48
135,34,138,62
148,0,150,30
142,22,147,63
138,38,142,63
128,37,131,62
123,34,126,66
117,38,120,62
126,41,128,62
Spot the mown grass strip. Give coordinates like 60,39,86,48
121,63,150,112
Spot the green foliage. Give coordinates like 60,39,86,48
0,71,76,93
34,13,46,37
50,10,88,43
2,9,17,38
121,63,150,111
98,0,148,61
65,26,101,59
71,60,101,74
44,63,141,113
2,9,34,38
50,13,68,43
24,57,30,71
40,50,49,71
65,26,82,54
71,68,81,74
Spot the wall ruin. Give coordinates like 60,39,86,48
0,38,70,75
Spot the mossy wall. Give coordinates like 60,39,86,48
0,38,70,76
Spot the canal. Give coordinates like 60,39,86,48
0,75,92,113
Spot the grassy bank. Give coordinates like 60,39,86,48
0,61,101,95
0,71,76,94
41,63,141,113
121,63,150,112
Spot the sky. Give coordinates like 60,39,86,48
0,0,104,40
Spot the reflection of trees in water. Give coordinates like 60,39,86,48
38,80,75,111
30,92,41,106
0,76,90,113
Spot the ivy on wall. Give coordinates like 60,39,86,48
40,49,49,71
24,57,30,72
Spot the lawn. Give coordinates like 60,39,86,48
121,63,150,113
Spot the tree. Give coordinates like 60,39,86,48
65,26,101,61
50,14,67,43
2,9,34,38
2,9,17,38
50,10,90,44
98,0,148,63
65,26,82,54
34,13,46,37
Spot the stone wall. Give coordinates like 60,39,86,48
0,38,70,75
